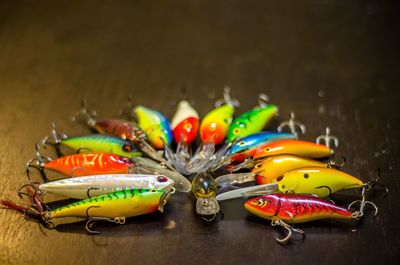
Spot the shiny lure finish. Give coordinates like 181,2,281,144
275,167,363,197
43,153,134,177
39,174,175,199
252,155,329,185
245,194,353,223
226,104,278,142
229,131,297,155
200,104,234,145
1,189,173,233
171,100,199,145
92,119,143,143
191,173,220,217
134,106,173,149
252,139,333,160
59,135,141,158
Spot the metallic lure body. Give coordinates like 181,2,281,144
171,100,199,145
226,105,278,142
39,174,175,199
200,104,234,145
134,106,173,149
229,131,296,155
275,167,363,197
252,139,333,160
49,189,170,219
252,155,328,184
245,194,353,223
44,153,134,176
61,135,141,158
92,119,142,142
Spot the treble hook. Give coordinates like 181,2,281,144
41,123,68,157
26,144,52,182
71,99,97,127
18,182,41,200
271,219,305,244
348,184,379,219
85,205,126,234
86,187,100,199
215,87,240,108
257,93,269,108
316,127,339,148
277,112,306,138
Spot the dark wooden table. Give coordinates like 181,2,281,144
0,1,399,264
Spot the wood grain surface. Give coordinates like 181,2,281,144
0,1,399,264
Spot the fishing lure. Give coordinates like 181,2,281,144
209,131,297,171
28,144,191,192
245,194,356,243
42,124,141,158
191,172,220,221
215,154,337,187
252,139,333,160
31,174,175,199
186,87,239,173
27,150,134,181
226,94,278,142
134,105,173,149
164,100,199,174
72,102,171,168
1,188,174,233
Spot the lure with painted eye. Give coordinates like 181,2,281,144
38,174,175,199
229,131,296,155
215,154,329,187
186,88,239,174
200,104,234,145
274,167,363,197
252,155,330,184
227,104,278,143
252,139,333,160
33,153,134,178
134,106,173,149
191,172,220,217
171,100,199,145
164,101,200,175
244,194,353,243
1,189,173,233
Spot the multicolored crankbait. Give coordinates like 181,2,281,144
251,139,333,160
191,172,220,221
33,174,175,199
165,100,200,175
186,87,239,173
226,94,278,142
1,188,174,233
134,105,173,149
72,102,171,167
42,124,141,158
245,194,355,243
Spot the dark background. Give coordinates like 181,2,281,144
0,1,399,264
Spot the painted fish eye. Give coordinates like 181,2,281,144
304,173,309,179
238,141,245,146
254,163,262,169
264,148,270,152
121,157,131,163
122,144,133,152
276,175,284,182
183,123,192,130
233,128,240,135
157,176,168,183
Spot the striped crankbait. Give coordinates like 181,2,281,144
1,188,174,233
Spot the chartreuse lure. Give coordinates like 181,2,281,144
245,194,354,243
42,124,141,158
72,101,173,169
186,87,239,173
1,188,174,233
226,94,278,142
134,106,172,149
